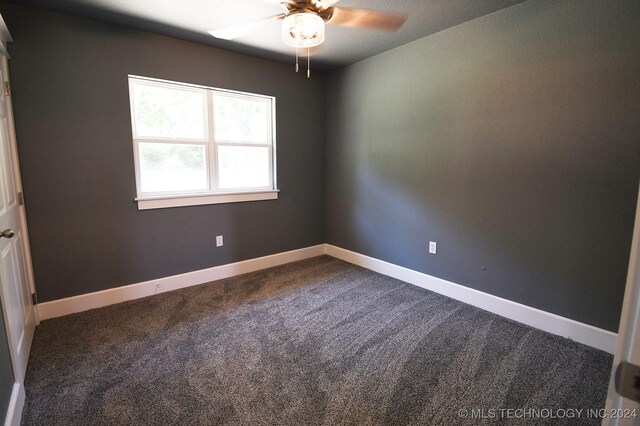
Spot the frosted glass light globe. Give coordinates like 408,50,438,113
281,13,325,48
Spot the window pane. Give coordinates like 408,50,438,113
139,143,208,193
132,83,206,140
214,94,269,143
218,146,270,189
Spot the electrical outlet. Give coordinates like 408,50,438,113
216,235,223,247
429,241,437,254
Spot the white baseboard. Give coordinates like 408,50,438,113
36,242,617,354
4,382,24,426
325,244,618,354
37,245,326,321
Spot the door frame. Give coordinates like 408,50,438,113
0,31,37,326
604,182,640,425
0,14,38,426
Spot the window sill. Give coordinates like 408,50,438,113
135,190,279,210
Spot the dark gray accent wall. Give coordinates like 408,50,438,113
325,0,640,332
1,4,326,302
0,312,13,421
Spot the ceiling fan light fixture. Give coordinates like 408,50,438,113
281,13,325,48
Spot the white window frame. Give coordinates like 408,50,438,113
128,75,278,210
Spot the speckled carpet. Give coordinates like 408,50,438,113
23,256,612,425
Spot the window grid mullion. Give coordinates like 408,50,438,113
213,140,271,145
207,90,218,192
133,137,209,145
214,142,271,148
134,138,208,146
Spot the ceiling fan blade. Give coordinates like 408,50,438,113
208,14,285,40
328,7,407,31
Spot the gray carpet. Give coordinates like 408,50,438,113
23,256,612,425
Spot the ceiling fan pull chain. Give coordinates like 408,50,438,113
295,47,299,73
307,46,311,78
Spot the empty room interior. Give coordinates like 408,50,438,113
0,0,638,424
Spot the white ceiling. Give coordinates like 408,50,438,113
4,0,527,71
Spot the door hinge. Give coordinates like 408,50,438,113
615,361,640,403
3,82,9,97
31,292,37,305
17,191,24,206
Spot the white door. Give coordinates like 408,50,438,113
604,183,640,425
0,46,36,415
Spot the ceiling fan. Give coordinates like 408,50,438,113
208,0,408,77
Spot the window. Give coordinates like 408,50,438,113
128,76,277,210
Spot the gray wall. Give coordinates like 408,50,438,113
1,4,326,302
1,0,639,332
326,0,640,332
0,311,13,421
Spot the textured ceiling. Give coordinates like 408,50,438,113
3,0,527,71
